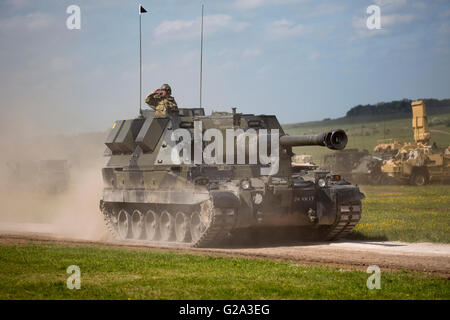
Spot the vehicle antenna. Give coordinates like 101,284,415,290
200,4,204,108
139,3,148,117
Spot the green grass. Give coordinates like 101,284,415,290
350,185,450,243
284,113,450,166
0,242,448,300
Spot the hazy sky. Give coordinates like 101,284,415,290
1,0,449,133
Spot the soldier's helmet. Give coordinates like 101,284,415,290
161,84,172,95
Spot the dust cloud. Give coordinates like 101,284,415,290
0,116,110,241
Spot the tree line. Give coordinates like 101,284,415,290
346,98,450,118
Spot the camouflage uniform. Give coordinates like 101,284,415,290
145,88,178,116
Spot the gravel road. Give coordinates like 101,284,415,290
1,222,449,277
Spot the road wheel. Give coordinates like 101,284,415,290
411,172,427,186
145,210,159,241
117,209,131,240
159,210,175,241
130,210,145,240
371,173,382,185
175,212,191,243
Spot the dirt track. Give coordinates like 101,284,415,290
1,223,449,277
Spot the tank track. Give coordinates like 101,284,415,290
320,200,362,241
192,207,236,248
103,212,120,240
101,200,237,248
101,200,362,247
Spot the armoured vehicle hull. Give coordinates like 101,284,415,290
322,149,383,185
100,108,364,247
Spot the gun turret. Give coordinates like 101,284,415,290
280,129,348,150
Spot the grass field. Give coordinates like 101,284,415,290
351,185,450,243
0,241,448,300
284,113,450,165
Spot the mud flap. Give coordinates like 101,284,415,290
317,199,336,225
337,190,365,202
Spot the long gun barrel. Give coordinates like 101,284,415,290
280,129,348,150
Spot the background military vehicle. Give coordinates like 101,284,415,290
381,100,450,185
373,139,405,160
36,160,70,193
5,159,70,193
291,154,318,173
322,149,383,184
100,108,365,247
5,161,39,191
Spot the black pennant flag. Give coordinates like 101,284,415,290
139,5,147,14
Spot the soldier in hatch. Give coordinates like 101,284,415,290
145,83,178,116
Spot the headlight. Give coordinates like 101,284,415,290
253,193,263,205
241,180,251,190
317,178,327,188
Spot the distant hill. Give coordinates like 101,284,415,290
345,98,450,118
285,98,450,128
